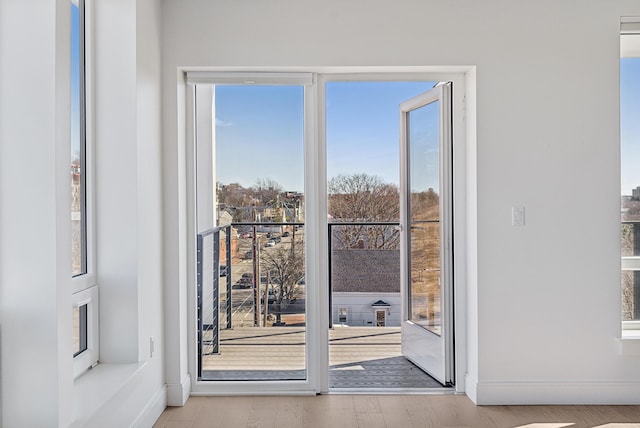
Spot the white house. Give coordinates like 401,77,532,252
2,1,640,426
331,249,401,327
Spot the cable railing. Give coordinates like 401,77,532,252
196,224,231,379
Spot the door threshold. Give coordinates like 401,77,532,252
326,387,455,395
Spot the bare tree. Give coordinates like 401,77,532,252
260,243,305,324
410,187,439,221
252,178,283,207
328,173,400,249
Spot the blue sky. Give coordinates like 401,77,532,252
621,58,640,196
215,85,304,191
326,81,433,188
71,3,80,161
215,81,433,192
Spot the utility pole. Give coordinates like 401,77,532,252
263,273,269,327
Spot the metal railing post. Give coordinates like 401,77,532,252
328,223,333,329
211,231,220,354
196,233,204,380
226,224,233,329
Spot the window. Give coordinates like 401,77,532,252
71,0,86,277
73,303,88,356
72,285,99,377
338,307,348,324
621,25,640,330
71,0,98,376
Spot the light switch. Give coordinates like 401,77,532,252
512,206,525,226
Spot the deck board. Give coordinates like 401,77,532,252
201,326,442,388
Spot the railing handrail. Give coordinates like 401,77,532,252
198,224,231,238
328,220,439,227
231,221,304,227
329,221,400,226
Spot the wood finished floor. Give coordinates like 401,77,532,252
153,395,640,428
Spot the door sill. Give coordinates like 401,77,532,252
326,387,455,395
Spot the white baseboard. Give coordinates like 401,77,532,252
166,373,191,406
474,380,640,405
132,385,167,428
464,374,478,404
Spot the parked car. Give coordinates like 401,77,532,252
282,231,290,237
236,273,253,287
234,278,252,289
265,240,276,248
219,265,227,276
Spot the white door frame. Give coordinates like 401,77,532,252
180,69,469,395
318,72,467,394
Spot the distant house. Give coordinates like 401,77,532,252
331,249,400,327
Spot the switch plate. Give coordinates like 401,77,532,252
512,206,525,226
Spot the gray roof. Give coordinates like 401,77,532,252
331,249,400,293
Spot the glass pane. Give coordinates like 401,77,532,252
408,100,441,335
200,85,306,381
73,304,88,357
71,0,85,276
621,57,640,321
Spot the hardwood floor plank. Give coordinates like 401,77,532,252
159,395,640,428
274,397,304,428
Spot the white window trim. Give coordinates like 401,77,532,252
72,0,96,294
621,28,640,333
73,285,99,378
72,0,99,376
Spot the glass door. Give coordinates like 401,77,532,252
399,82,454,386
190,76,311,387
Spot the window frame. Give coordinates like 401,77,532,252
72,285,99,378
71,0,98,377
621,26,640,332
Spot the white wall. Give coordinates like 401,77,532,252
0,0,165,426
161,0,640,404
0,0,73,425
85,0,166,424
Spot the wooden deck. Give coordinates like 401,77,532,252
201,327,442,388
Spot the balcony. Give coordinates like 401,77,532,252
196,221,442,388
